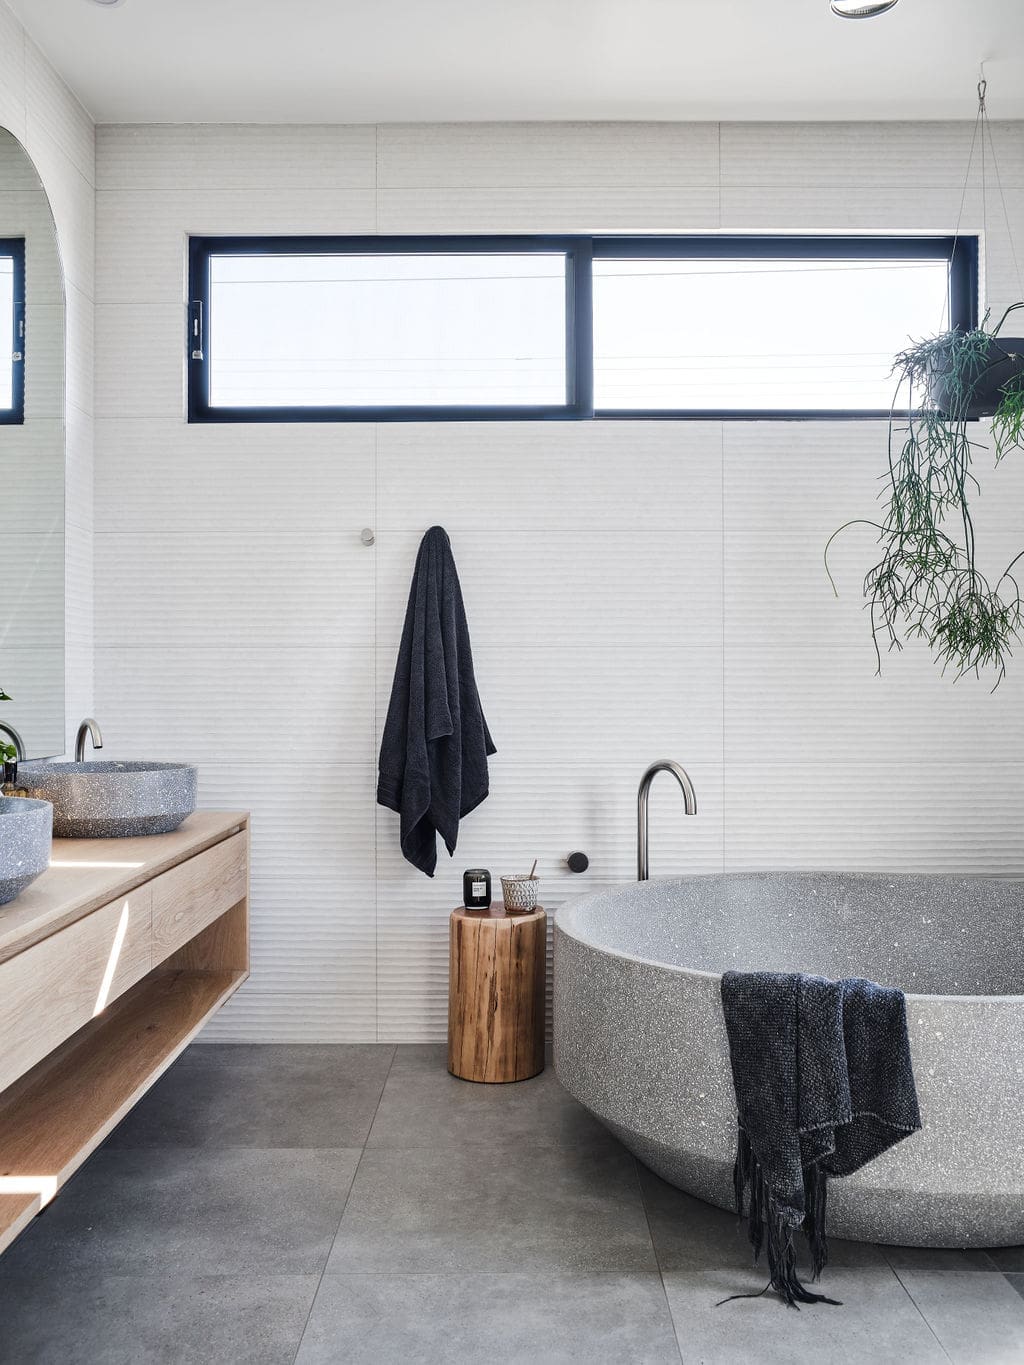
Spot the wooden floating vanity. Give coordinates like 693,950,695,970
0,810,249,1256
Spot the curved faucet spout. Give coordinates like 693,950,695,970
0,722,26,762
637,759,697,882
75,717,103,763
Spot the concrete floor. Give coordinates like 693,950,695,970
0,1044,1022,1364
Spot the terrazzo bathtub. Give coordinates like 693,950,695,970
553,873,1024,1247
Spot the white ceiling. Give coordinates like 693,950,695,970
9,0,1024,125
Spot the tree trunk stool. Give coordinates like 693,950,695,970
447,906,546,1083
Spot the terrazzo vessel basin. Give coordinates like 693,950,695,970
0,797,52,904
554,873,1024,1248
18,761,198,838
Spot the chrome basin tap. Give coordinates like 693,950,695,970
637,759,697,881
75,717,103,763
0,722,25,762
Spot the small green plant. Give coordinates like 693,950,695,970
0,682,15,764
826,303,1024,686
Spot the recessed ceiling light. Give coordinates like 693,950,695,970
831,0,900,16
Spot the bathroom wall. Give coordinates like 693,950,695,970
91,119,1024,1042
0,0,94,754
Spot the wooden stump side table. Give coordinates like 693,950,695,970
447,905,546,1083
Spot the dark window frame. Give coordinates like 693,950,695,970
0,237,25,426
188,234,591,424
187,233,978,423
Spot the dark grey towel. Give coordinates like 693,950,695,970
377,526,496,877
720,971,921,1307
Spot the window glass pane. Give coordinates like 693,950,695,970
208,253,567,408
592,256,952,411
0,256,13,411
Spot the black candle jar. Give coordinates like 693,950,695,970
462,868,492,910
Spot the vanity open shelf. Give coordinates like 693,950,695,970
0,811,249,1256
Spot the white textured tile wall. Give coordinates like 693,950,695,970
719,122,1024,188
0,4,26,142
95,125,377,192
0,3,95,755
90,117,1024,1043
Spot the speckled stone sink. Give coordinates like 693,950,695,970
18,761,198,839
0,797,52,904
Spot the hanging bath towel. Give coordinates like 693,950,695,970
377,526,496,877
720,971,921,1308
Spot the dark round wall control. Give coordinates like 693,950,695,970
567,851,590,874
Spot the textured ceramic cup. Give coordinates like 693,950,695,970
501,874,539,913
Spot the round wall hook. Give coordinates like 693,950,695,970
360,528,375,546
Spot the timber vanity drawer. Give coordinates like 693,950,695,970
151,830,247,959
0,889,152,1093
0,811,249,1258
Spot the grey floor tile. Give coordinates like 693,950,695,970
295,1272,682,1364
0,1271,317,1365
366,1044,609,1150
986,1245,1024,1272
898,1269,1024,1364
662,1268,946,1364
1,1146,361,1276
638,1166,887,1272
326,1142,657,1273
108,1043,395,1148
884,1244,999,1272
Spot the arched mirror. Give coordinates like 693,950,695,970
0,127,65,760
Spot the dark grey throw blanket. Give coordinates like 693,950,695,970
377,526,496,877
720,971,921,1307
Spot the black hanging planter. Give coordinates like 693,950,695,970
927,323,1024,420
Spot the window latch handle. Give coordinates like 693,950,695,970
188,300,204,361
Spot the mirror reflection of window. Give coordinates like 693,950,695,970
0,128,65,758
0,249,15,414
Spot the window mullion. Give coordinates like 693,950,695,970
570,240,594,418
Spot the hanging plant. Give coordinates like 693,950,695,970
826,306,1024,684
827,76,1024,686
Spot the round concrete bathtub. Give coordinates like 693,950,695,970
553,873,1024,1247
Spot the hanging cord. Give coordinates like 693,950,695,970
979,77,988,285
979,74,1024,307
951,90,982,245
944,85,983,331
946,70,1023,332
944,89,988,331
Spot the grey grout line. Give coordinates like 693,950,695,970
372,423,380,1044
881,1248,1001,1274
888,1265,956,1364
720,418,726,875
289,1043,398,1365
716,121,722,226
374,123,381,233
635,1159,686,1365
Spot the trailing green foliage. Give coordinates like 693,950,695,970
826,303,1024,686
994,372,1024,463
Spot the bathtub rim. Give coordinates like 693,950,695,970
555,873,1024,1007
